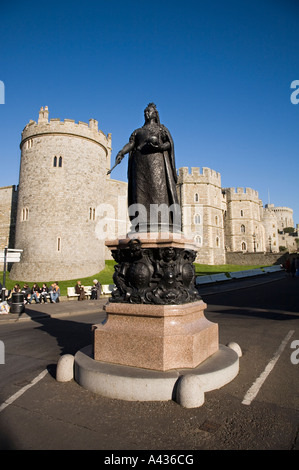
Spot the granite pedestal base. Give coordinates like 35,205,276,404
74,344,239,407
93,300,219,371
76,232,240,406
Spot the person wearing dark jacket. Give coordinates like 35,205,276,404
21,284,31,304
91,279,101,299
30,283,41,303
40,283,49,303
75,281,86,301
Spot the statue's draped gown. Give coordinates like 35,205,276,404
127,123,180,232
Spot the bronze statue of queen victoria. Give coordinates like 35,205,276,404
106,104,200,304
109,103,181,233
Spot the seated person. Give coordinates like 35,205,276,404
7,284,21,302
91,279,101,299
50,282,60,303
75,280,86,301
21,284,32,304
40,283,49,303
30,284,41,304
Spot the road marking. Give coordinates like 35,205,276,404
242,330,295,405
0,369,48,413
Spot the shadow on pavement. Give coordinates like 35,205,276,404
22,308,99,356
203,277,299,319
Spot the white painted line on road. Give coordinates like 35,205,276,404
0,369,48,413
242,330,295,406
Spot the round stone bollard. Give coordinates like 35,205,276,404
176,374,206,408
56,354,74,382
227,342,242,357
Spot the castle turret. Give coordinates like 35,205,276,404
38,106,49,124
265,204,294,230
177,167,225,264
223,187,263,253
10,107,112,281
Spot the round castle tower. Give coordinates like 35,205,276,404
262,206,279,253
264,204,294,230
10,106,112,281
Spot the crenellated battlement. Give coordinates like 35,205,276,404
21,106,112,150
177,166,221,186
267,206,293,213
223,186,259,200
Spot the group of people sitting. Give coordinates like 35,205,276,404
75,279,102,300
9,282,60,304
6,278,102,304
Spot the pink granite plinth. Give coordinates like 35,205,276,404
105,232,199,251
93,300,219,371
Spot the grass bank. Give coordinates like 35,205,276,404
194,263,269,276
1,260,270,297
1,260,116,297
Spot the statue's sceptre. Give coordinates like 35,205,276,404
107,152,124,175
106,162,118,175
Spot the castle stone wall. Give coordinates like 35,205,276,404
102,178,129,259
0,185,18,269
0,185,17,248
225,251,288,266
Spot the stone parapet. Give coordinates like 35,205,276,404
177,166,221,186
223,186,259,201
21,106,111,153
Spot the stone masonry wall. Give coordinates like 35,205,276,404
226,251,288,266
0,185,18,269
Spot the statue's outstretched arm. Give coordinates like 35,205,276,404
115,141,134,163
107,141,134,175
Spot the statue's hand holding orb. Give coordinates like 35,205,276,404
148,135,159,148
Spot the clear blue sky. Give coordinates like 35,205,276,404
1,0,299,224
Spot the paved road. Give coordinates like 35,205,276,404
0,274,298,451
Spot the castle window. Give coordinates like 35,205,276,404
53,156,62,168
215,215,218,225
21,207,29,221
240,210,244,217
194,193,199,202
241,242,246,251
26,139,33,149
89,207,96,221
57,237,61,252
194,214,201,225
194,235,202,246
216,236,220,247
240,224,245,233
